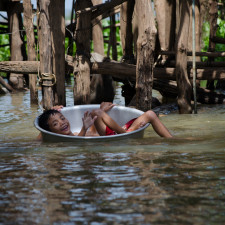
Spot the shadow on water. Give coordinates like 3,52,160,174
0,88,225,224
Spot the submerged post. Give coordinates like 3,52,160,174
37,0,54,109
135,0,157,111
73,0,92,105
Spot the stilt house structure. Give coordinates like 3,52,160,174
0,0,225,113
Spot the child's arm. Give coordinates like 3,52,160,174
77,111,97,136
100,102,115,112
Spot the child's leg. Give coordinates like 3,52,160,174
91,109,126,136
128,110,173,138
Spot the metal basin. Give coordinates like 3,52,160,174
34,105,150,142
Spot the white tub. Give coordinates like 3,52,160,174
34,105,150,142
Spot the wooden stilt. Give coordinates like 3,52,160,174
135,0,157,111
37,0,54,110
73,0,92,105
175,0,193,114
23,0,38,104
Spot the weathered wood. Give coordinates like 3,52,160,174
90,0,127,20
120,0,135,62
91,0,114,104
164,60,225,68
211,36,225,44
23,0,38,104
73,0,92,105
0,76,14,92
160,51,225,57
1,60,225,81
50,0,66,106
67,0,76,56
109,14,117,60
207,0,219,90
37,0,54,110
209,0,218,53
187,0,201,61
154,79,225,104
176,0,192,113
8,1,25,89
135,0,157,111
155,0,176,58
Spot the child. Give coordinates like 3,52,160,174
37,102,172,140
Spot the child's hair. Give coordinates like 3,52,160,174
38,109,61,131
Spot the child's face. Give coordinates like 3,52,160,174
48,112,72,135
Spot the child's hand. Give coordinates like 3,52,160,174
100,102,115,112
82,111,97,130
51,105,63,111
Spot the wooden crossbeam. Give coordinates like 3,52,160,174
1,60,225,81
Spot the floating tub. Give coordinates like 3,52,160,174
34,105,150,142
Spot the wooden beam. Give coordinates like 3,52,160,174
1,60,225,81
75,0,128,20
160,51,225,57
211,36,225,45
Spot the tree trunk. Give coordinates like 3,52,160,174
90,0,115,104
8,2,24,89
176,0,192,114
73,0,92,105
37,0,54,110
23,0,38,104
135,0,157,111
50,0,66,106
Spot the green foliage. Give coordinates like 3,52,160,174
201,18,225,62
101,18,123,60
0,24,10,77
0,25,10,61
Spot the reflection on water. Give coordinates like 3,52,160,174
0,86,225,224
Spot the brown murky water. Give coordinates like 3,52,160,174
0,86,225,224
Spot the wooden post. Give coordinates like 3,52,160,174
110,14,117,61
37,0,54,110
175,0,192,114
187,0,201,62
135,0,157,111
120,0,135,63
50,0,66,106
8,1,25,89
23,0,38,104
90,0,114,104
73,0,92,105
207,0,218,90
155,0,176,61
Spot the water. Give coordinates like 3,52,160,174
0,85,225,225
